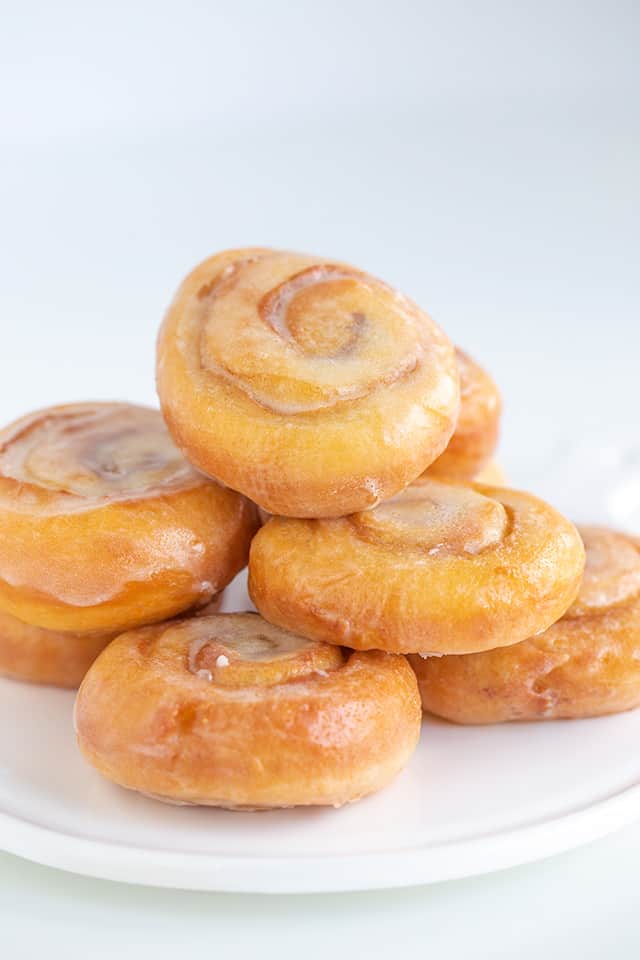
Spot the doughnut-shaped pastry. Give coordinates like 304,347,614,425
156,248,459,517
0,403,258,634
411,526,640,723
249,479,585,655
75,612,421,808
423,348,501,481
0,595,224,689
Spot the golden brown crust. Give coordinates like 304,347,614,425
156,248,460,517
0,403,259,633
0,609,114,688
75,612,421,808
0,595,224,689
411,526,640,722
249,480,585,655
424,348,501,482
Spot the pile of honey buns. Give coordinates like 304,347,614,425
1,248,637,810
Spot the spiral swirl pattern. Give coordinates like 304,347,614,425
0,403,197,509
184,612,343,687
197,255,437,413
75,612,421,808
0,403,258,633
249,478,586,654
158,248,459,517
351,480,508,555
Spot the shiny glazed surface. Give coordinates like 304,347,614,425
157,248,460,517
249,479,585,654
411,526,640,722
75,612,421,808
0,403,258,632
0,595,224,689
424,348,501,481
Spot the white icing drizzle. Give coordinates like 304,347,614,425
263,266,357,344
196,255,430,415
358,479,507,556
0,403,200,506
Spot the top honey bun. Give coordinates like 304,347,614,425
157,248,461,517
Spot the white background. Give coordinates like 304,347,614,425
0,0,639,956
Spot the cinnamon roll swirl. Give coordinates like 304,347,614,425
156,248,459,517
249,479,585,655
75,612,421,808
0,403,258,634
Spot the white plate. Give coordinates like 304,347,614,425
2,438,640,894
0,566,639,893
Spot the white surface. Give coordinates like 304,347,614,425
1,825,640,960
3,571,640,894
0,0,639,954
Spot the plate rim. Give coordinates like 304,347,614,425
2,776,639,893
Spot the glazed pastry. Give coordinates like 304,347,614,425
0,595,224,689
75,612,421,808
423,348,501,482
0,403,258,634
411,526,640,723
157,247,460,517
0,610,114,689
249,479,585,655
